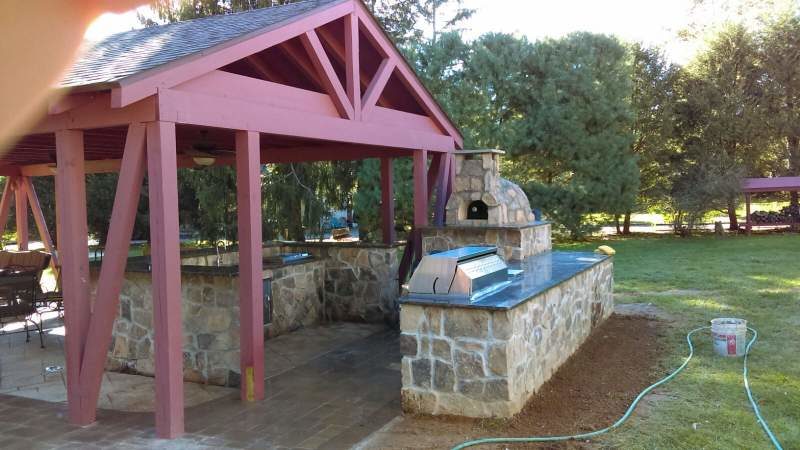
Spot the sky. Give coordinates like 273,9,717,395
83,0,791,65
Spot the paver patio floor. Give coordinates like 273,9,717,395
0,321,401,449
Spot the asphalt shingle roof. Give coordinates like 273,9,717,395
60,0,345,89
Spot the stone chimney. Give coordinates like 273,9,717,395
446,150,535,227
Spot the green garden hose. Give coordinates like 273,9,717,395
451,326,783,450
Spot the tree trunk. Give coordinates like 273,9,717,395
789,135,800,208
623,211,632,235
727,202,739,231
614,215,621,234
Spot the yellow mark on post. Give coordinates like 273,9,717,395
245,366,255,401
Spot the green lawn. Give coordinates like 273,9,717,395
556,234,800,449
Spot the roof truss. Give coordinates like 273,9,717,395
106,0,461,148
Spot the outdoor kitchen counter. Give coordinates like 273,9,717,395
399,250,610,310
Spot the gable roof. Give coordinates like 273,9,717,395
60,0,345,89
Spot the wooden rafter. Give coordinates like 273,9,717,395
277,40,324,90
245,55,285,83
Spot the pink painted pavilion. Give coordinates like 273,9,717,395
741,177,800,233
1,0,462,438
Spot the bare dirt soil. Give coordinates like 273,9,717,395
357,313,667,450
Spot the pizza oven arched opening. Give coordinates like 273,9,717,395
467,200,489,220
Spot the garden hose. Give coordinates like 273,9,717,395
451,326,783,450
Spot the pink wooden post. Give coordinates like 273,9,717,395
380,157,395,245
55,129,92,425
79,123,147,419
0,176,15,239
413,149,428,262
433,153,451,226
21,177,59,267
235,130,265,402
146,121,184,438
14,178,28,250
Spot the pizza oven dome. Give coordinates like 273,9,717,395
445,150,536,227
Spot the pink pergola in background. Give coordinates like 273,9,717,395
741,177,800,233
1,0,462,438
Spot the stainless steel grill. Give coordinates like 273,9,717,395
407,246,520,302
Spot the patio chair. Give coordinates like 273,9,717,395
37,264,63,315
0,251,52,348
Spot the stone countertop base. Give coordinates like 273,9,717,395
399,256,613,418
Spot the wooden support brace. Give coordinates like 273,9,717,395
146,121,184,438
413,150,428,263
236,130,265,401
361,58,395,120
433,154,451,226
20,177,58,267
0,176,16,239
301,30,354,120
79,123,147,421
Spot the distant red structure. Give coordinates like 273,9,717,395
0,0,461,438
741,177,800,233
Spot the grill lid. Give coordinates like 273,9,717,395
407,246,513,301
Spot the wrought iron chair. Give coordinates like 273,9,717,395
0,251,52,348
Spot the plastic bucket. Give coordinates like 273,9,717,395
711,318,747,357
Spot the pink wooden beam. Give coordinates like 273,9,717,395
433,153,451,226
413,150,428,262
361,59,395,120
48,93,97,115
20,177,58,267
344,13,361,120
146,121,184,438
157,88,455,152
0,176,16,239
79,123,147,421
380,157,395,245
55,129,92,425
235,130,265,402
301,30,354,120
14,178,29,250
30,94,156,135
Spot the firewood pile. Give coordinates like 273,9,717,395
749,205,800,224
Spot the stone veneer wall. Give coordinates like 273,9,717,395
421,223,551,261
399,258,613,418
101,258,323,387
281,242,400,323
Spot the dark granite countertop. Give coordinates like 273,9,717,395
399,250,609,311
116,254,320,276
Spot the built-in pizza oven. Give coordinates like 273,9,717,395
446,150,536,227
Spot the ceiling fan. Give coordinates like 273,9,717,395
185,129,234,166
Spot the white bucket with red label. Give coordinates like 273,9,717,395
711,318,747,357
